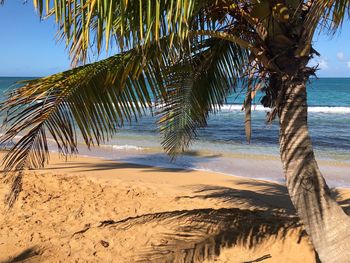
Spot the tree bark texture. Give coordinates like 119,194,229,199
278,77,350,262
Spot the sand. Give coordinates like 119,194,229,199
1,154,349,263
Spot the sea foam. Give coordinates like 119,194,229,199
219,104,350,113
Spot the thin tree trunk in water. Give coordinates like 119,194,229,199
278,77,350,262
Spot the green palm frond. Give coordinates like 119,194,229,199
31,0,214,64
32,1,261,65
0,44,172,205
157,38,250,156
305,0,350,38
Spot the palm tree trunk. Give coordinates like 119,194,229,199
278,77,350,262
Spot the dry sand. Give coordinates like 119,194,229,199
1,154,349,263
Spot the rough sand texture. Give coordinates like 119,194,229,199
1,154,349,263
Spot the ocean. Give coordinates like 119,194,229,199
1,77,349,187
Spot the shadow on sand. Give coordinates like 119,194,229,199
99,207,308,262
2,247,41,263
6,156,347,262
94,178,340,262
41,160,193,173
177,181,296,214
331,189,350,215
36,151,221,173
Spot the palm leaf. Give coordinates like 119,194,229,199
32,0,213,64
302,0,350,53
0,44,171,205
157,38,250,156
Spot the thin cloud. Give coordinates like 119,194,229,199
308,58,329,70
317,59,329,70
347,61,350,69
337,52,345,61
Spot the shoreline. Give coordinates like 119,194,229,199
50,146,350,188
3,144,350,188
1,153,350,262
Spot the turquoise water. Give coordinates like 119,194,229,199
2,77,350,107
226,78,350,107
1,77,349,186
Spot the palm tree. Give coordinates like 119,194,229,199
1,0,350,261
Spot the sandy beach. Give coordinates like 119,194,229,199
1,153,349,263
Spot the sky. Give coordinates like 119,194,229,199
1,1,350,77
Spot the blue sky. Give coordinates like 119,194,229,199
1,1,350,77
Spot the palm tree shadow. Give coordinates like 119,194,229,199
331,189,350,215
178,181,296,215
177,181,350,216
99,208,312,263
2,247,41,263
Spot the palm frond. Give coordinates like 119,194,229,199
157,38,250,156
32,0,213,65
305,0,350,39
33,1,266,66
0,44,172,205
